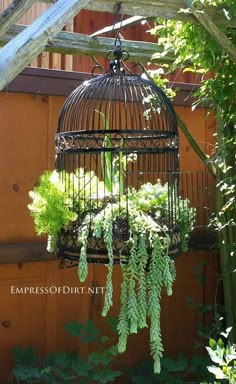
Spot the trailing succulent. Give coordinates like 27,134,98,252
28,168,195,373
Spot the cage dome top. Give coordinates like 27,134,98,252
56,72,178,156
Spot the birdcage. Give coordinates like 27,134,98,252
55,45,183,267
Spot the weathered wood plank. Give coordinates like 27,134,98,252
84,0,236,28
1,67,89,95
0,0,92,92
38,0,236,27
0,242,56,264
0,24,175,64
0,0,37,36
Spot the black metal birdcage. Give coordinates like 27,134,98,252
55,46,181,266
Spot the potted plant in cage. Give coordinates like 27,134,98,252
28,113,195,374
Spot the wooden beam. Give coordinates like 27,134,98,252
0,233,216,264
84,0,236,28
0,0,37,36
1,67,89,96
191,7,236,63
0,0,92,92
39,0,236,28
0,24,175,64
0,242,56,264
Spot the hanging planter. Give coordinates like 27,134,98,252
28,45,196,373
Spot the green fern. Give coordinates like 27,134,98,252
28,171,77,252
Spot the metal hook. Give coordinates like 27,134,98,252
113,1,122,14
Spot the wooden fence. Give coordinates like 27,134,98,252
0,68,219,383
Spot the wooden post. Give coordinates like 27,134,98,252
0,0,37,36
0,0,91,91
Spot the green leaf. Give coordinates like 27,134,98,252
96,110,114,193
71,356,87,374
107,315,119,332
206,346,225,366
12,365,42,381
64,320,83,337
209,338,217,349
12,345,39,365
207,365,227,379
54,351,70,369
81,319,101,342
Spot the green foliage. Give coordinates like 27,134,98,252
29,169,195,374
28,171,77,252
87,180,194,373
96,110,137,195
128,263,226,384
10,319,121,384
202,328,236,383
97,110,114,194
149,0,236,340
146,68,177,101
128,354,213,384
28,169,102,252
128,181,195,252
77,213,92,282
186,293,225,350
150,0,236,258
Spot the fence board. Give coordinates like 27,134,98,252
0,93,48,243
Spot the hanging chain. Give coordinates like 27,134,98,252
91,2,131,75
113,2,123,49
106,2,131,73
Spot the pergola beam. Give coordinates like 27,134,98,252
0,0,37,36
0,0,91,92
0,24,175,64
0,0,234,92
85,0,236,28
38,0,236,28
